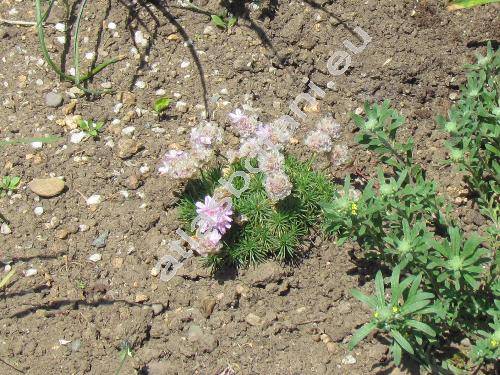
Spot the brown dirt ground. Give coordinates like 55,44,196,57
0,0,498,374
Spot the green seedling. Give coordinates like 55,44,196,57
78,119,104,138
153,97,172,114
115,341,134,375
75,280,87,290
211,14,237,29
0,176,20,197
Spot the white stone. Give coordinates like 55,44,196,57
180,60,190,68
135,80,146,89
34,206,44,216
70,131,87,144
56,36,66,45
88,253,102,262
86,194,102,205
121,126,135,136
1,223,11,235
85,52,95,60
108,22,117,30
113,103,123,113
134,30,148,47
341,354,356,365
24,268,37,277
59,339,71,345
31,142,43,149
155,89,166,96
55,23,66,32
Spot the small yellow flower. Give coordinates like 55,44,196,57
392,306,399,314
490,339,498,348
350,202,358,216
374,311,380,318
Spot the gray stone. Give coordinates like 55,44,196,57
92,230,109,248
151,303,164,316
45,92,63,108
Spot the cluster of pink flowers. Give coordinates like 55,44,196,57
228,108,294,202
192,195,233,256
304,115,348,166
158,121,224,179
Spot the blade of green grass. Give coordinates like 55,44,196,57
448,0,500,10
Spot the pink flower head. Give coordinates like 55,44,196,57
195,195,233,235
192,230,222,256
304,130,333,153
238,137,261,159
228,108,258,137
158,149,198,179
258,149,285,174
316,115,341,139
264,172,292,202
190,121,223,157
269,118,293,145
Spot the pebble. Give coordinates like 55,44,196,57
31,142,43,149
151,303,164,316
180,61,190,68
117,138,142,159
134,30,148,47
326,342,338,353
175,101,188,113
449,92,459,100
111,257,123,269
70,340,81,352
54,23,66,32
245,313,263,326
1,223,12,234
79,224,89,232
121,126,135,136
203,25,215,35
126,175,141,190
70,131,87,144
29,177,65,198
92,230,109,248
341,354,356,365
135,294,149,303
24,268,37,277
88,253,102,262
45,92,63,108
155,89,166,96
55,229,69,239
135,80,146,89
34,207,44,216
200,296,217,318
108,22,117,30
86,194,102,205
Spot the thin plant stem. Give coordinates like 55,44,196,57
34,0,124,96
0,357,23,374
73,0,89,86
